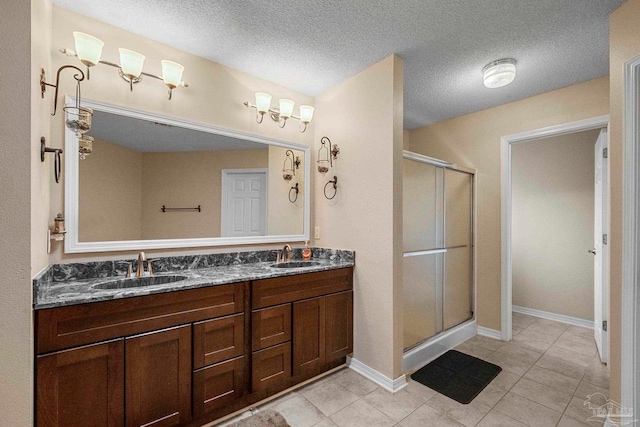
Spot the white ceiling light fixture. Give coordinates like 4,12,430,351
483,58,517,89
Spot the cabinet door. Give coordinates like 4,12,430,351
125,325,191,427
193,356,246,416
292,297,326,376
37,339,124,427
325,291,353,362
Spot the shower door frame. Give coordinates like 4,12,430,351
402,150,477,352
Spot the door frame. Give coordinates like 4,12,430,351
500,115,610,341
220,169,269,237
621,54,640,423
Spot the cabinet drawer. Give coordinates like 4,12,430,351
252,304,291,351
251,342,291,392
193,356,246,417
193,313,244,369
37,282,245,354
252,267,353,309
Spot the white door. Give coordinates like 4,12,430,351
593,128,609,363
221,170,268,237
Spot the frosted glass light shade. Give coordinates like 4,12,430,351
299,105,314,123
279,99,295,118
119,48,145,78
483,59,516,89
73,32,104,67
255,92,272,114
161,60,184,89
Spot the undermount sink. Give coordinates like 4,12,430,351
270,261,321,269
92,275,188,290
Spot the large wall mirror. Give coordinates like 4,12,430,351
64,97,310,253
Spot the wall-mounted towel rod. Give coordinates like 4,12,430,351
161,205,201,213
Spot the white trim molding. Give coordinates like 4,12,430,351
513,305,594,329
346,357,407,394
501,115,610,341
64,97,311,253
402,320,477,372
622,54,640,423
477,326,502,340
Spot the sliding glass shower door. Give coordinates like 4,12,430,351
403,155,474,351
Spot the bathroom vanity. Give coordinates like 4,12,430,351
33,250,354,427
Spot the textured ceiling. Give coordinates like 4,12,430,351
90,110,266,152
54,0,624,129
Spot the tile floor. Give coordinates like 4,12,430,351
217,313,609,427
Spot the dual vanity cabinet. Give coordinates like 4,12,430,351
35,267,353,427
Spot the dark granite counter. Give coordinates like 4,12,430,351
33,248,354,310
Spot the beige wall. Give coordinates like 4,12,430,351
49,6,314,263
608,0,640,406
512,130,598,321
141,149,268,239
409,76,609,331
313,55,405,379
79,138,143,241
267,146,305,236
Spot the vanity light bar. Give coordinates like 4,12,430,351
244,93,314,133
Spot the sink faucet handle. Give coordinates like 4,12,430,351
126,263,133,278
146,259,155,276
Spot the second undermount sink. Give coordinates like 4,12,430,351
270,261,321,269
92,275,188,290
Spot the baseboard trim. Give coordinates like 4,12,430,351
346,357,407,393
477,326,502,340
402,320,477,372
513,305,594,329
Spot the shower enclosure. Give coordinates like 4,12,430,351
403,151,475,352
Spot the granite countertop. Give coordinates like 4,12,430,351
33,248,354,310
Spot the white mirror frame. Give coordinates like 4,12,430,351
64,96,311,253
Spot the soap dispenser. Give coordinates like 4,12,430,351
302,241,312,260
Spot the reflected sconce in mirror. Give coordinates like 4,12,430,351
283,149,301,181
244,93,314,133
317,136,340,174
60,31,189,99
78,135,94,160
40,137,63,184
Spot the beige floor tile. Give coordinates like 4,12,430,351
300,381,359,416
312,419,337,427
484,352,533,377
331,369,378,397
588,354,608,372
398,404,464,427
260,391,299,410
272,395,327,427
523,366,580,395
510,378,572,413
513,329,559,346
467,335,505,351
535,354,588,380
582,365,610,389
557,414,593,427
511,336,554,353
495,342,544,365
362,388,423,422
455,342,494,359
476,409,527,427
564,326,594,340
512,326,525,336
494,392,562,427
216,410,253,426
403,379,437,403
564,396,605,427
490,370,521,392
297,371,341,393
512,313,537,328
473,383,508,408
330,399,395,427
574,380,609,400
524,320,568,339
425,393,491,427
552,335,597,357
545,346,595,368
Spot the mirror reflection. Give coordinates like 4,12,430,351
78,110,305,242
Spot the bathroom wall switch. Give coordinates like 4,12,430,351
314,226,320,239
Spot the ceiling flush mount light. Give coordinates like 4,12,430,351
483,58,517,89
60,31,189,99
244,93,314,133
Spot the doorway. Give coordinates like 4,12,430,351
501,116,610,363
221,169,268,237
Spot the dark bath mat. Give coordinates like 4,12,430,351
410,350,502,404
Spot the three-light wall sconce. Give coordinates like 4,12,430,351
244,92,314,133
60,32,189,99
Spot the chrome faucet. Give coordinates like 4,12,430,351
282,244,292,262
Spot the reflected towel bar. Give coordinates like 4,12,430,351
161,205,201,213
